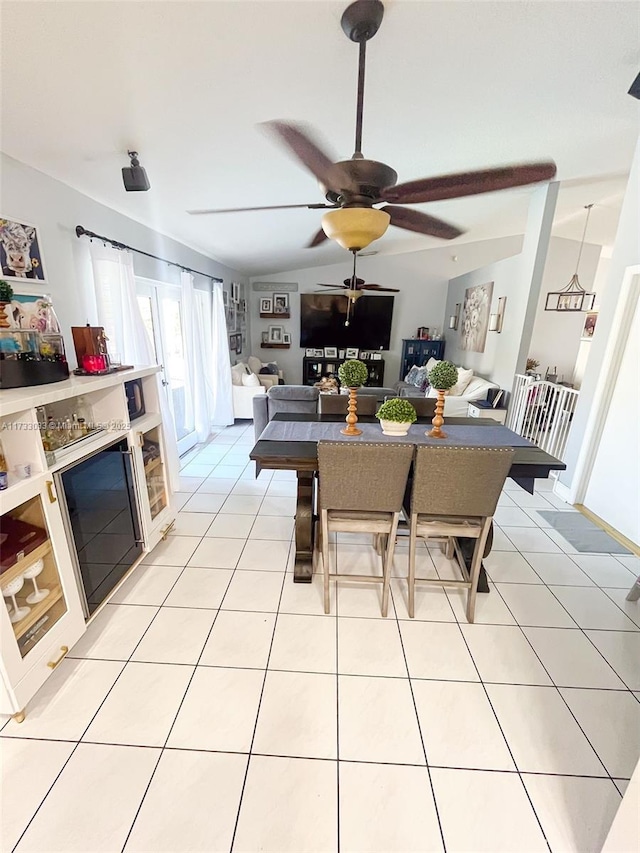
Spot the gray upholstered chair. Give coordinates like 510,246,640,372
318,394,378,416
316,441,414,616
384,395,436,418
407,446,514,622
253,385,320,441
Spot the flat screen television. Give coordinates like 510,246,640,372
300,293,394,350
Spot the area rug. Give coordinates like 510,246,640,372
538,511,632,555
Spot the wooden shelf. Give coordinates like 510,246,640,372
12,585,64,640
144,456,162,475
259,312,290,319
1,541,52,590
261,344,291,349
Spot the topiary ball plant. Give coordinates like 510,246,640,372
376,398,417,424
338,359,368,388
0,280,14,303
428,360,458,391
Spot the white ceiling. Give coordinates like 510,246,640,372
1,1,638,275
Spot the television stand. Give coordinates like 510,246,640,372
303,355,385,387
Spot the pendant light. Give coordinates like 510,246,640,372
545,204,596,312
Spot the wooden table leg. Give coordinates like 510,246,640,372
293,470,314,583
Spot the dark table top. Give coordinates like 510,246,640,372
250,414,566,485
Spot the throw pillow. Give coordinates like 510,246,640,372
426,357,440,373
242,372,261,387
405,366,420,385
264,362,279,375
413,366,430,389
231,363,248,386
247,355,262,376
447,367,474,396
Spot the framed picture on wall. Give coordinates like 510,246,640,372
345,347,359,359
581,312,598,340
260,297,273,313
268,325,284,343
272,293,289,314
231,282,240,304
283,332,291,345
0,216,47,282
261,331,269,345
324,346,338,358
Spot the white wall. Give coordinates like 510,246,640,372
560,135,640,496
1,154,248,368
526,237,601,383
442,183,559,392
249,236,523,385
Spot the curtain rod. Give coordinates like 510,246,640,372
75,225,223,283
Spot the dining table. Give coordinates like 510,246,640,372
249,412,566,590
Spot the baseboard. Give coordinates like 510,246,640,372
575,504,640,557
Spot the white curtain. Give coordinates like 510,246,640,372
89,241,180,493
181,271,233,436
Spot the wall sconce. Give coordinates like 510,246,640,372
449,303,461,330
489,296,507,333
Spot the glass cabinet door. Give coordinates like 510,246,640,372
140,426,167,521
1,495,69,659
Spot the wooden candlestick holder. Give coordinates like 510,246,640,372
341,386,362,436
427,389,447,438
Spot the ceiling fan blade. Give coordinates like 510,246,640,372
381,205,463,240
360,284,401,292
317,283,347,288
383,162,557,205
187,203,336,215
307,227,330,249
261,120,353,195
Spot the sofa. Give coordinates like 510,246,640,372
394,360,499,417
231,357,284,420
253,385,320,441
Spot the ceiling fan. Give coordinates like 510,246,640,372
187,0,557,252
314,250,398,324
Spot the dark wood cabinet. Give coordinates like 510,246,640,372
303,357,385,387
399,339,445,380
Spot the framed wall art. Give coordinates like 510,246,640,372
0,216,46,282
272,293,290,314
260,297,273,314
460,282,494,353
268,325,284,343
581,312,598,340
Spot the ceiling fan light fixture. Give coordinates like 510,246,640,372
321,207,390,251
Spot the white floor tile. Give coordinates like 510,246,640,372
0,738,76,851
219,494,263,515
188,536,245,569
491,526,518,551
413,680,515,770
494,506,538,527
209,464,246,479
446,582,517,626
163,567,232,608
334,542,389,577
570,554,637,588
83,661,193,747
249,514,295,541
253,670,337,759
585,629,640,690
110,563,179,604
559,687,640,778
484,550,543,584
197,477,237,494
14,743,159,853
1,659,124,742
279,573,336,616
238,538,291,571
499,527,562,553
601,587,640,628
265,480,297,497
431,767,548,852
614,554,640,573
231,478,270,496
177,476,204,493
269,613,337,673
221,569,284,612
205,512,255,539
550,585,640,631
170,511,215,536
167,666,263,752
338,675,425,765
338,617,406,677
337,580,395,619
130,607,215,664
67,604,158,661
485,684,605,776
233,755,337,853
522,773,622,853
172,492,191,511
393,579,457,622
460,624,552,685
509,490,554,509
142,535,201,566
495,583,576,627
200,610,276,669
523,627,625,688
400,621,479,681
339,762,443,852
180,462,217,477
522,552,593,586
182,492,226,513
124,749,248,853
258,495,297,516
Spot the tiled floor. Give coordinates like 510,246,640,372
2,421,639,852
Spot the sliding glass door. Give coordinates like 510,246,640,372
136,279,197,455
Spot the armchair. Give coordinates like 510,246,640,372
253,385,320,441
